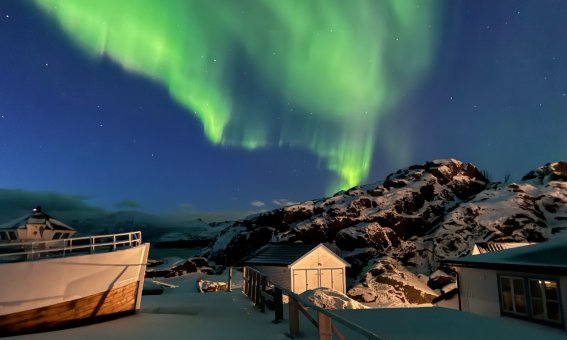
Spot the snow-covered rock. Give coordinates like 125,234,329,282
198,279,228,293
348,257,438,307
300,287,368,310
201,159,567,307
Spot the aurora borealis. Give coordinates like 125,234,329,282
1,1,566,215
33,0,439,191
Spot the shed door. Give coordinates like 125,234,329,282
320,268,345,293
292,269,319,294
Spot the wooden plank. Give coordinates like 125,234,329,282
260,275,267,312
331,323,346,340
274,287,284,323
318,312,333,340
0,281,139,337
288,298,300,338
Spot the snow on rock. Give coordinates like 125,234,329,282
348,257,438,307
300,287,368,310
427,269,455,290
198,279,228,293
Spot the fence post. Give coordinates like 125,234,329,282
260,274,266,312
112,234,116,251
228,267,233,292
318,312,333,340
90,237,94,254
243,267,248,296
274,287,283,323
251,270,256,303
289,298,300,337
254,271,260,306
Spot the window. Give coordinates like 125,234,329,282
53,232,62,240
500,276,527,315
529,279,561,323
499,275,563,326
8,231,17,240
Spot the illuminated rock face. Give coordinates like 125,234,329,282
33,0,441,192
203,159,567,307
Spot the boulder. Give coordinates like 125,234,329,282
301,287,368,310
348,257,438,307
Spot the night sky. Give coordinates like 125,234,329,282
1,1,566,218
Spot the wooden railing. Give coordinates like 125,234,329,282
0,231,142,261
242,266,383,340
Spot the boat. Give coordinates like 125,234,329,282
0,206,77,243
0,208,150,337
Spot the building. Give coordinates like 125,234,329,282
0,206,76,243
244,243,350,294
446,237,567,331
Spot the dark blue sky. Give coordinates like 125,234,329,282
0,1,566,216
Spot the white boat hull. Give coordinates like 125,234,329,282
0,243,149,336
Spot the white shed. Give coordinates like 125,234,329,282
245,243,350,294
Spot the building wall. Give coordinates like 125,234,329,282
457,267,500,317
249,265,291,290
290,246,347,294
458,267,567,331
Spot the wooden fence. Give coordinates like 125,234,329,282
242,266,383,340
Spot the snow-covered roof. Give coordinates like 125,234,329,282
0,207,74,231
245,243,349,267
446,236,567,274
471,242,534,255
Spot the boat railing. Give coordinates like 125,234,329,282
0,231,142,262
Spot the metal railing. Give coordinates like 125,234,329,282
0,231,142,262
243,266,383,340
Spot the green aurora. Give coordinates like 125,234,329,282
34,0,440,192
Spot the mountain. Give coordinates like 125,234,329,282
67,210,220,243
201,159,567,306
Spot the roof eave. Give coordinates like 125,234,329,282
444,259,567,276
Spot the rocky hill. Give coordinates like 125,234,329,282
201,159,567,307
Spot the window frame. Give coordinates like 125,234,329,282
498,275,528,316
497,273,564,328
7,231,17,240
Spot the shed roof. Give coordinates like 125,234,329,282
245,243,350,267
472,242,533,254
446,236,567,275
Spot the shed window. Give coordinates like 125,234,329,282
0,232,7,240
8,231,17,240
53,232,62,239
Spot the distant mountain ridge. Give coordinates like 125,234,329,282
202,159,567,307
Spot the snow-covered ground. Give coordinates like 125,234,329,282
9,268,566,339
9,271,318,340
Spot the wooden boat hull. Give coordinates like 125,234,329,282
0,243,149,336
